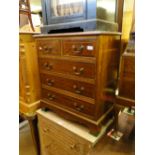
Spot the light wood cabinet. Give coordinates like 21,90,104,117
37,109,113,155
19,33,41,115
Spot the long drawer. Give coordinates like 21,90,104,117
42,88,95,116
39,58,96,79
40,74,95,98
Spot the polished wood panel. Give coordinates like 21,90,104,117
42,88,95,117
39,58,96,79
95,35,121,119
62,38,97,57
40,73,95,98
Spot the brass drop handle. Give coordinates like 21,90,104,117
73,66,84,75
42,46,53,54
73,85,85,94
73,102,84,111
72,45,84,54
43,128,50,133
47,93,56,101
43,62,53,70
70,144,76,149
46,79,55,86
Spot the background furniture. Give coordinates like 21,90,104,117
19,0,35,31
34,31,121,135
40,0,124,33
37,109,114,155
19,33,41,114
19,32,41,155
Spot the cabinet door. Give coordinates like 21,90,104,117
45,0,86,24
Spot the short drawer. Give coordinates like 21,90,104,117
37,39,61,56
40,74,95,98
39,58,95,79
42,89,95,116
62,38,97,57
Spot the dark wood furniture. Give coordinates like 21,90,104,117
116,52,135,107
41,0,124,33
34,31,121,135
116,30,135,107
19,0,35,31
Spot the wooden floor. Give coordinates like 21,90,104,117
19,121,135,155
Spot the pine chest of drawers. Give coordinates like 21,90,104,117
19,33,41,115
34,32,121,134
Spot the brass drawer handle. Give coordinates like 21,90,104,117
43,62,53,70
70,144,76,149
43,46,53,54
38,46,43,51
46,79,55,86
73,66,84,75
39,46,53,54
73,85,85,94
47,93,56,101
43,128,50,133
72,45,84,54
73,102,84,112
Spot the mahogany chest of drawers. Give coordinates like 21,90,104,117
34,32,121,134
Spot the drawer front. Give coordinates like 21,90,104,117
37,40,61,56
39,58,95,79
62,39,96,57
122,56,135,77
39,118,91,155
119,79,135,99
42,89,95,116
40,74,95,98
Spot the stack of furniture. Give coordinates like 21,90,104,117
34,31,121,135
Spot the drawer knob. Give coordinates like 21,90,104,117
47,93,56,101
73,66,84,75
72,45,84,54
38,46,43,50
43,62,53,70
46,79,55,86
